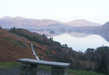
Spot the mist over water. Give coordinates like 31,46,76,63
53,33,109,52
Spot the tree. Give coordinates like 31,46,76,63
95,46,109,74
85,48,95,61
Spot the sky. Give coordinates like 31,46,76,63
0,0,109,24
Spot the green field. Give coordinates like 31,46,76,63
0,62,20,69
0,62,105,75
68,70,105,75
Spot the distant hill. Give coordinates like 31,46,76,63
0,17,109,42
0,16,61,28
102,22,109,29
66,19,101,27
0,17,101,36
99,22,109,41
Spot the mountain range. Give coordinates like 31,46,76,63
66,19,101,27
0,17,109,41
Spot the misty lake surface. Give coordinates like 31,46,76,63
53,34,109,52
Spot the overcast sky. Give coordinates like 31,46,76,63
0,0,109,24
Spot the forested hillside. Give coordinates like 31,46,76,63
0,27,109,74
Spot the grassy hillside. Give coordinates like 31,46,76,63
0,28,108,75
0,28,72,62
0,29,35,61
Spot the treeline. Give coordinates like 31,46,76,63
9,27,109,75
68,46,109,75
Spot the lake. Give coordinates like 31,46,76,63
53,33,109,52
